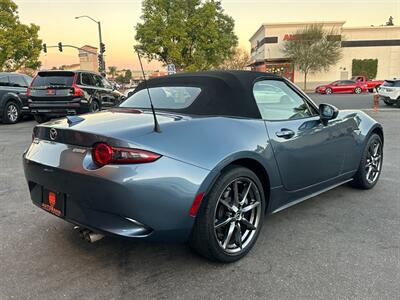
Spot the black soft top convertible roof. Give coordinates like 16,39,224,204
134,70,281,119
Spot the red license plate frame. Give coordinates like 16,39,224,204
41,189,65,217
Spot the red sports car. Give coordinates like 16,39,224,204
315,80,368,95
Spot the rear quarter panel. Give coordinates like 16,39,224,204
120,117,283,189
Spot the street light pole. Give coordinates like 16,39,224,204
75,15,105,73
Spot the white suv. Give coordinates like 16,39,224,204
378,79,400,106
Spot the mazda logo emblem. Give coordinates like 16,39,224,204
49,128,58,141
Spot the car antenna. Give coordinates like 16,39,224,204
136,50,161,133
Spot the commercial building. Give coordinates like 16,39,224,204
249,21,400,89
53,45,99,72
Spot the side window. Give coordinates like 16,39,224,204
93,75,104,88
9,75,28,87
0,76,9,86
253,80,315,121
101,77,112,89
81,73,94,86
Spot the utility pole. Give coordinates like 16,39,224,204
75,15,106,73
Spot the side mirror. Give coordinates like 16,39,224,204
319,103,339,125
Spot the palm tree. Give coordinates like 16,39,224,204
108,66,117,79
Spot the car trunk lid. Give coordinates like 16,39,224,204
33,109,188,148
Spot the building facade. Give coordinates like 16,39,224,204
78,45,99,72
249,21,400,89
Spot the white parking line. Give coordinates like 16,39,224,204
362,108,399,112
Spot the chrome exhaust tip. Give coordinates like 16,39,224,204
74,226,105,243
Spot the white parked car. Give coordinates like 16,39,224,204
378,79,400,106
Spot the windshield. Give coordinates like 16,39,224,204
382,80,400,87
120,86,201,109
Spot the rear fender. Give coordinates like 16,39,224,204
0,94,22,115
197,150,282,212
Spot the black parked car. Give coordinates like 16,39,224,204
28,70,124,123
0,72,32,124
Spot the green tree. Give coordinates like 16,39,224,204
219,47,250,70
282,24,342,90
0,0,42,71
135,0,238,71
115,75,125,84
108,66,117,78
124,69,132,83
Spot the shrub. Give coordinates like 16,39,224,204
352,59,378,79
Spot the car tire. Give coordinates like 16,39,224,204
325,88,332,95
89,100,100,113
351,133,383,190
190,166,265,262
354,87,362,94
383,100,394,106
2,101,21,124
34,114,50,124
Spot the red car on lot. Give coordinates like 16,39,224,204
351,76,384,92
315,80,368,95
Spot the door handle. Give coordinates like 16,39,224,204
276,129,295,139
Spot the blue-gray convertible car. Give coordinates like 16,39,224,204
23,71,383,262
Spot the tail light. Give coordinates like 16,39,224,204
92,142,161,167
71,73,84,97
71,84,84,97
26,76,35,97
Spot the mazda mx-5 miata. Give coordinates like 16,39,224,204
23,71,384,262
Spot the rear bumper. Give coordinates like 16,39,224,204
22,141,210,242
29,99,89,116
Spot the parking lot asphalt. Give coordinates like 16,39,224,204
0,95,399,300
308,92,392,110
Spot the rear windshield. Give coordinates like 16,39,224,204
32,72,74,88
120,86,201,109
382,80,400,87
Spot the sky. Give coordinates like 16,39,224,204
14,0,400,71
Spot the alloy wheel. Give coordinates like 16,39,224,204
365,140,382,184
91,102,100,112
326,88,332,95
213,177,262,254
355,87,362,94
7,103,19,122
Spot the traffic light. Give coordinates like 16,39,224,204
98,54,104,71
42,43,47,53
100,43,106,54
58,42,63,52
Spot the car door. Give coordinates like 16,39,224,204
330,81,340,93
335,80,346,93
79,72,97,100
90,74,111,108
253,79,349,191
0,75,10,103
9,74,29,109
